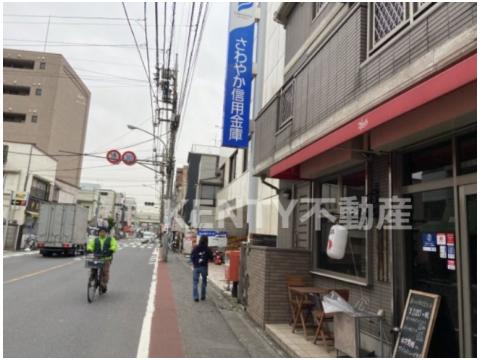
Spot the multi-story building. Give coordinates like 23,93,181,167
124,197,137,227
3,48,91,192
174,166,188,207
76,187,99,225
3,141,57,249
251,3,476,357
217,2,285,241
181,145,223,230
96,189,116,224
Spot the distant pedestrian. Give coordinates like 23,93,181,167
190,235,213,302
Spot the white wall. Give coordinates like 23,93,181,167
55,180,79,204
3,142,56,225
252,3,284,236
262,3,286,107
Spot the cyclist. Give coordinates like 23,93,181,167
86,226,118,293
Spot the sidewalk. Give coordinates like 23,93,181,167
179,254,336,358
146,253,282,357
3,250,39,258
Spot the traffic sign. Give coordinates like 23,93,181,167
106,149,122,164
122,151,137,166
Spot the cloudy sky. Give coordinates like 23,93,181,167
3,2,229,210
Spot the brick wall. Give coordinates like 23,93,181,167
244,245,311,326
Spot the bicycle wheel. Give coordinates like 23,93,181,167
87,271,98,303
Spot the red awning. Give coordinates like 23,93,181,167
269,53,477,178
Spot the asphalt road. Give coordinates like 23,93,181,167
3,240,155,358
4,240,283,358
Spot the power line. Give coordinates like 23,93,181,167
177,3,209,148
163,2,167,69
4,21,194,27
4,14,144,21
122,2,157,135
4,38,151,48
166,3,176,72
143,2,156,137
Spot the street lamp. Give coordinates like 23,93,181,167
126,124,167,148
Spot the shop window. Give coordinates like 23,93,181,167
406,188,458,357
278,81,294,129
457,132,476,175
403,141,453,185
315,169,368,280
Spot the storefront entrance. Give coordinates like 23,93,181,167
458,184,476,357
400,131,476,357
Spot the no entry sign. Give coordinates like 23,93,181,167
122,151,137,166
106,149,122,164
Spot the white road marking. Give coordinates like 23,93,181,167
136,246,159,358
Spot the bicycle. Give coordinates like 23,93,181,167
85,255,105,303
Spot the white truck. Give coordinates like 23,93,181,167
37,203,88,256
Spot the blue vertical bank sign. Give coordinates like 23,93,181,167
222,2,255,148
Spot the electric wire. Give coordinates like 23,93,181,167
122,2,156,125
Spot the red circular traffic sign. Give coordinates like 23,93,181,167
122,151,137,166
106,149,122,165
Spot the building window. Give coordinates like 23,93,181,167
242,147,248,173
314,169,368,280
368,3,435,55
278,81,294,129
457,132,476,175
3,112,26,123
39,62,46,70
413,2,432,16
3,85,30,96
313,3,324,20
100,192,109,196
35,88,42,96
403,141,453,185
3,58,35,69
30,177,51,201
31,115,38,123
219,165,225,188
229,152,237,183
200,184,217,200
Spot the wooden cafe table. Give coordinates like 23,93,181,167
289,286,329,339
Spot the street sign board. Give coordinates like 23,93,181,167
197,229,228,248
221,2,255,148
106,149,122,164
122,151,137,166
11,192,28,206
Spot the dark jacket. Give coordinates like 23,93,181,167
190,244,213,268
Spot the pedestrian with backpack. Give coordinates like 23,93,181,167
190,235,213,302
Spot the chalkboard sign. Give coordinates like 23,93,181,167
393,290,441,358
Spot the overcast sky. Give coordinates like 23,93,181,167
3,2,229,211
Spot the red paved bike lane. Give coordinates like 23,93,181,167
149,261,184,357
